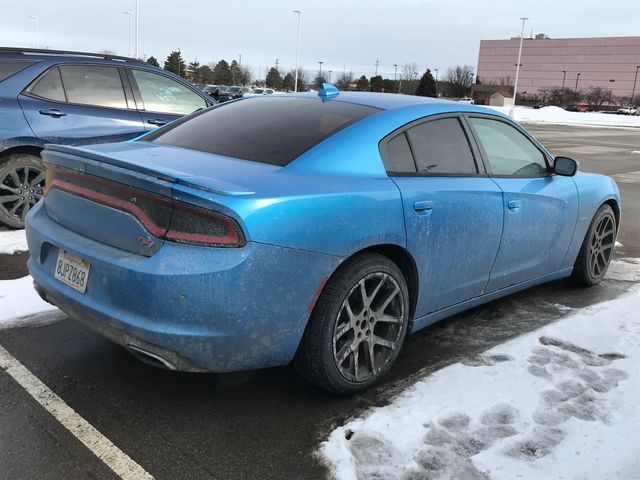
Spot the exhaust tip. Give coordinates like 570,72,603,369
127,344,177,370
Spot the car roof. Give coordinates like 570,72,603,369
0,47,145,65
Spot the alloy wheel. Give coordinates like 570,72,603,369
0,165,44,223
588,213,615,279
332,272,404,383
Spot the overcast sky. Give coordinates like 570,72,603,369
2,0,639,80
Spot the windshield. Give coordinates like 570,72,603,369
227,87,240,92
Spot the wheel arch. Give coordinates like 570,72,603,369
0,144,44,164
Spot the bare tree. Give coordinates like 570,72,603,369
584,86,608,108
335,71,354,91
238,65,253,86
401,63,419,82
444,65,475,97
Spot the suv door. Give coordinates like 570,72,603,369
467,115,579,291
126,68,209,130
18,64,145,144
383,115,504,318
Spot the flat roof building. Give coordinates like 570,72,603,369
476,36,640,98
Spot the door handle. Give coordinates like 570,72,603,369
413,200,434,211
507,200,522,210
147,118,167,126
39,109,66,117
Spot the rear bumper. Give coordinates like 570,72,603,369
26,201,341,372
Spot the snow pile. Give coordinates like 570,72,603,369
0,229,28,254
487,106,640,128
321,282,640,479
0,276,62,329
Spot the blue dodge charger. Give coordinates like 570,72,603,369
26,85,620,394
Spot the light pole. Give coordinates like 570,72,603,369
293,10,302,92
512,17,528,107
434,68,439,96
134,0,139,59
573,73,581,103
632,65,640,105
393,64,398,92
318,61,323,79
29,16,39,48
123,11,133,57
238,54,242,68
560,70,566,105
328,70,332,82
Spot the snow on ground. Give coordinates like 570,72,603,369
0,276,62,329
0,229,28,254
321,262,640,480
487,105,640,128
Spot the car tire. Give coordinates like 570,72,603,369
567,204,617,287
0,153,45,229
294,253,410,395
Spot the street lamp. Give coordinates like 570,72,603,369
573,73,581,103
123,11,133,57
318,61,323,78
328,70,332,82
134,0,139,59
560,70,567,105
293,10,302,92
512,17,528,107
632,66,640,106
29,15,39,48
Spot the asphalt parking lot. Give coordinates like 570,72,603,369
0,124,639,480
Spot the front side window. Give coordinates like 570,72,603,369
469,117,548,176
28,66,66,102
144,97,379,166
131,69,206,115
59,65,127,109
406,117,477,174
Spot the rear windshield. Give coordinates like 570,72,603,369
145,97,380,166
0,60,35,82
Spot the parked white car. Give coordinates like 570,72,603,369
458,97,474,104
616,106,638,115
243,88,275,98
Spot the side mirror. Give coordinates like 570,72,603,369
554,156,578,176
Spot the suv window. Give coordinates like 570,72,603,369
406,117,477,174
28,66,66,102
145,97,380,166
131,69,207,115
58,65,127,109
469,117,548,176
0,60,35,82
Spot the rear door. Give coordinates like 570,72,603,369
18,64,145,145
126,68,209,130
384,114,504,317
466,115,578,291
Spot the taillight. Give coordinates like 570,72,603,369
166,201,245,247
45,166,245,248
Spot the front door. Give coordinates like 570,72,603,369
467,115,578,291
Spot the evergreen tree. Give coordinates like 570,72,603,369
282,72,295,91
164,50,186,78
199,65,214,84
265,67,283,89
212,60,232,85
355,75,370,91
369,75,383,92
382,79,396,93
230,60,241,85
415,69,437,97
146,56,159,67
187,60,201,83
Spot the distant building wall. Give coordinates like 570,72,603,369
477,36,640,97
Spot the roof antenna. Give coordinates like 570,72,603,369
318,83,340,99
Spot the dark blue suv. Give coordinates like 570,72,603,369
0,48,213,228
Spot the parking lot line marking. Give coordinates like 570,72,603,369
0,344,154,480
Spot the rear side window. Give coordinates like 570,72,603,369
406,118,477,174
28,66,66,102
145,97,380,166
384,133,416,173
131,69,207,115
59,65,127,109
0,60,35,82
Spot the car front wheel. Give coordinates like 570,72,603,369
568,204,617,286
0,154,45,229
294,253,410,395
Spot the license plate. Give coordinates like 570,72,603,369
54,250,90,293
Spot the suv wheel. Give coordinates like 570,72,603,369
0,154,45,229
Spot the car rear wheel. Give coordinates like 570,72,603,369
0,154,45,229
294,253,410,395
568,204,616,287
